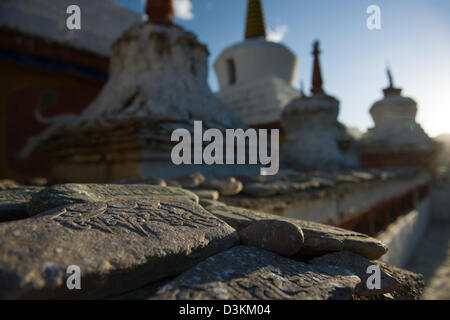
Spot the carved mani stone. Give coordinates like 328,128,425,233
151,246,361,300
309,251,399,296
0,199,239,299
27,184,199,216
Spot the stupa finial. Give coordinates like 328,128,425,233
245,0,267,39
383,63,402,96
146,0,175,26
311,40,324,95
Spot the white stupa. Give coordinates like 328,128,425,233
360,68,440,174
213,0,299,128
361,68,436,152
21,0,259,182
281,41,358,171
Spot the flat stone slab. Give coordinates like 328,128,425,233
242,179,329,197
0,187,43,222
201,201,387,260
240,220,304,257
203,177,243,196
191,190,220,201
309,251,398,296
114,177,167,186
150,246,361,300
0,199,238,299
27,184,199,216
168,172,206,189
0,179,21,190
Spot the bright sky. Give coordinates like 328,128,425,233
115,0,450,137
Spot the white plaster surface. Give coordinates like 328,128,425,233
214,39,299,90
215,76,299,126
378,197,431,268
281,94,352,170
282,173,430,226
0,0,140,56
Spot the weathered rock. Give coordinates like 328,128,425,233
292,219,388,261
27,177,48,187
349,170,375,181
201,200,271,230
0,179,21,190
27,184,199,216
239,220,304,257
243,181,301,197
203,177,243,196
191,190,219,201
242,179,324,197
238,170,327,198
114,177,166,186
168,172,205,189
150,246,361,300
0,187,43,222
309,251,398,296
201,201,387,260
0,199,239,299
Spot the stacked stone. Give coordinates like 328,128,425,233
0,179,425,299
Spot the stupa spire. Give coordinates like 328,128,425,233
299,80,306,97
311,40,324,95
146,0,175,26
383,65,402,96
245,0,267,39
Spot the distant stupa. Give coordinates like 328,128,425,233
20,0,255,182
280,40,358,171
213,0,299,129
360,67,440,176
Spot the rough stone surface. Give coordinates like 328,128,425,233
220,168,427,216
114,177,167,186
0,187,43,222
242,179,326,197
203,177,243,196
150,246,361,300
191,190,220,201
201,201,387,260
0,199,239,299
309,251,398,296
0,179,21,190
239,220,304,257
27,184,199,216
168,173,205,189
